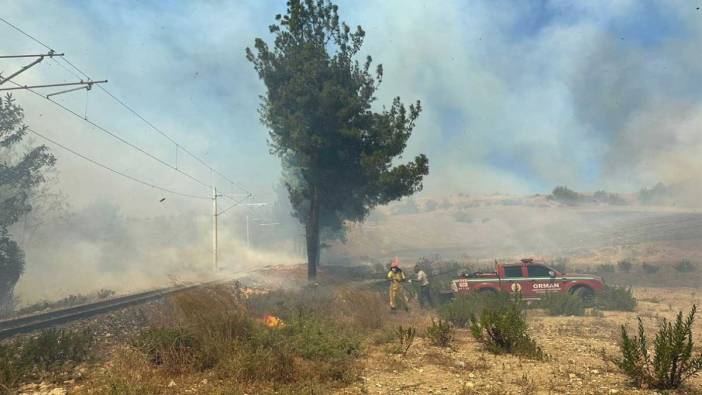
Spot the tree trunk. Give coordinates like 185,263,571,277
305,187,321,280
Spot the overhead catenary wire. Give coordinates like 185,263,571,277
93,84,252,196
0,16,252,198
0,16,54,51
25,127,211,200
7,79,212,189
216,196,255,217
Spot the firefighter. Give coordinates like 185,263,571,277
387,257,407,311
414,264,432,308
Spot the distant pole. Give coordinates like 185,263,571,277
246,214,250,248
212,186,218,271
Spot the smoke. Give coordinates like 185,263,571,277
11,199,302,305
2,1,702,304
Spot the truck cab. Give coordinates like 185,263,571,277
451,258,604,301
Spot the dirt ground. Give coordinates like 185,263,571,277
337,287,702,395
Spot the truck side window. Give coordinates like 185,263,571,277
527,265,551,277
503,266,523,278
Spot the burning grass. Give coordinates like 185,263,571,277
91,284,390,393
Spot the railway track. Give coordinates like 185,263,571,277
0,282,214,340
0,263,297,340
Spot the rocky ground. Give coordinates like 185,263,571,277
337,287,702,395
7,302,157,395
7,286,702,394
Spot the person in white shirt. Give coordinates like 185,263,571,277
414,264,432,309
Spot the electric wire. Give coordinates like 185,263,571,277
0,16,53,51
26,127,211,200
7,79,212,189
93,83,252,196
217,196,254,217
0,16,253,198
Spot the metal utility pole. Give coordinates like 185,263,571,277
243,203,267,249
245,214,250,248
212,186,218,272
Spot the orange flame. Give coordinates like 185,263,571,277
262,314,284,328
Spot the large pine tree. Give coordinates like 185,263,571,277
247,0,429,279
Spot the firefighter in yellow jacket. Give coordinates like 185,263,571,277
387,257,408,311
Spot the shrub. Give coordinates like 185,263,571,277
642,262,659,274
674,259,695,273
469,294,545,360
134,328,200,373
394,325,416,355
617,260,633,273
595,285,637,311
438,293,494,328
597,264,615,273
21,329,93,370
283,314,360,361
616,305,702,389
97,289,116,299
0,344,25,394
425,319,454,347
549,186,583,205
0,329,93,393
535,293,585,316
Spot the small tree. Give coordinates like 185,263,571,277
0,94,55,312
247,0,429,279
617,305,702,389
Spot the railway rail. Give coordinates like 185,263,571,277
0,282,215,340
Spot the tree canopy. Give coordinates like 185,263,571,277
247,0,429,278
0,94,55,312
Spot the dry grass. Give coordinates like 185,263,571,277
79,284,392,394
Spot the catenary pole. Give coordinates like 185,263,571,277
213,186,218,272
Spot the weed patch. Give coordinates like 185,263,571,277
0,329,93,394
438,293,494,328
392,325,416,355
469,294,545,360
425,319,454,347
134,328,200,373
595,285,637,311
674,259,696,273
535,293,585,316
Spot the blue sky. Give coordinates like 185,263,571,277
2,0,701,214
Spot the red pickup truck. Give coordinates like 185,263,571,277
450,258,604,301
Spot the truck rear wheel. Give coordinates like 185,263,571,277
571,286,594,305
